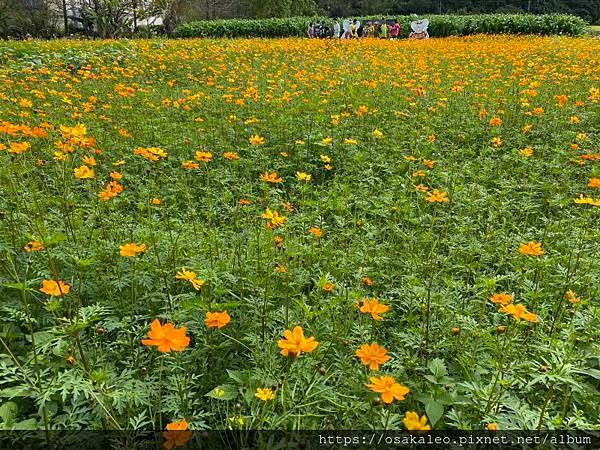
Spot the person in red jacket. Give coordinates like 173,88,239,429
390,19,400,39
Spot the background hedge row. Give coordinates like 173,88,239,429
173,14,588,38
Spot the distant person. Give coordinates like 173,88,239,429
409,19,429,39
390,19,400,39
342,19,351,38
364,21,375,38
380,18,388,39
333,19,341,38
350,20,359,38
307,22,315,39
315,22,322,38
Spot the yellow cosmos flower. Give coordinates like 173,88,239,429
119,242,146,257
403,411,431,430
74,165,95,179
249,134,265,145
255,388,274,401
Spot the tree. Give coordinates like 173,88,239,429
0,0,60,38
243,0,318,18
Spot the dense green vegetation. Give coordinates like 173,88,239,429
173,14,588,38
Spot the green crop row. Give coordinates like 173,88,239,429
173,14,587,39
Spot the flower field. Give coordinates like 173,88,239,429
0,35,599,432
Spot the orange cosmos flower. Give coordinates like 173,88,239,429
205,311,231,329
519,241,543,256
588,178,600,188
322,282,335,292
181,160,200,169
564,290,580,304
555,95,568,107
133,147,167,161
362,276,374,286
520,147,533,157
273,235,284,248
425,189,449,204
249,134,265,145
488,117,502,127
277,325,318,357
260,171,283,183
74,165,95,179
39,279,70,297
24,241,44,252
490,137,502,148
82,156,96,166
499,303,537,323
532,107,544,116
110,171,123,180
403,411,431,430
175,268,205,290
98,181,123,201
489,293,512,306
366,376,409,404
356,105,368,116
119,242,146,257
261,208,285,229
223,151,239,160
194,150,213,162
163,419,191,449
309,226,323,237
359,297,389,320
8,141,31,154
355,343,390,370
141,319,190,353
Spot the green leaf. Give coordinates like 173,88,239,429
205,384,237,401
425,399,444,427
0,386,34,399
11,417,37,430
0,401,18,425
428,358,447,381
227,369,251,385
574,369,600,381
